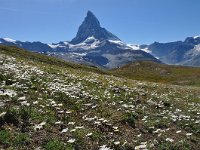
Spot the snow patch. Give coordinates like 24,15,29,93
109,40,151,54
3,38,16,43
109,40,141,51
194,44,200,52
127,44,152,53
83,36,96,43
108,40,124,46
127,44,140,50
48,44,59,49
141,47,152,53
68,36,100,50
71,52,87,56
194,35,200,39
63,41,70,45
185,44,200,58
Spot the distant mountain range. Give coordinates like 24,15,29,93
0,11,200,68
142,36,200,66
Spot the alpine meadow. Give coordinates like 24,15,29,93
0,0,200,150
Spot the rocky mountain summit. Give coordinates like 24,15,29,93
1,11,200,68
71,11,120,44
0,11,160,69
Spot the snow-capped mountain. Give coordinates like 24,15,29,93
71,11,120,44
141,36,200,66
0,11,160,68
0,38,52,52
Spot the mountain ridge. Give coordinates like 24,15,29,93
142,36,200,66
0,11,160,69
1,35,200,67
1,11,200,68
71,11,120,44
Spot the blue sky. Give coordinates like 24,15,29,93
0,0,200,44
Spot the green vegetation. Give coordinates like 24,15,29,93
0,130,29,148
0,45,199,149
0,45,108,75
0,130,10,146
44,139,73,150
112,61,200,86
3,109,19,126
122,112,139,128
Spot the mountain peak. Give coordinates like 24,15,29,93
87,10,94,15
84,10,101,28
70,11,120,44
86,11,97,19
184,36,200,45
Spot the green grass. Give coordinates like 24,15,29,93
112,61,200,86
44,139,73,150
0,130,10,146
0,45,199,149
0,45,108,75
2,45,200,87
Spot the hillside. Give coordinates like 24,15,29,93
112,61,200,87
0,45,107,75
0,46,200,149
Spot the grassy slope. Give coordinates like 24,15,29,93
112,61,200,86
3,45,200,87
0,46,200,149
0,45,108,75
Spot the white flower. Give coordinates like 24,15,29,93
176,130,181,134
67,138,76,143
18,96,26,101
114,141,120,145
34,121,46,131
68,122,75,125
186,133,192,136
0,112,6,117
33,101,38,105
75,126,84,129
86,133,93,137
61,128,68,133
166,138,174,142
99,145,113,150
135,144,146,150
55,121,62,125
